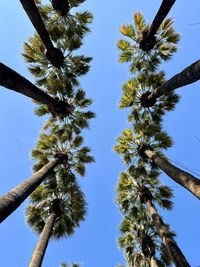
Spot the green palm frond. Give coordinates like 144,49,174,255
119,71,179,124
114,121,172,166
118,12,180,73
26,179,86,239
31,126,94,177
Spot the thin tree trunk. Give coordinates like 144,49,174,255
0,63,73,116
19,0,64,67
144,148,200,199
139,0,175,51
19,0,54,51
148,0,175,38
150,257,159,267
29,213,56,267
0,159,60,223
146,200,190,267
147,59,200,102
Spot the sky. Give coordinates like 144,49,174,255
0,0,200,266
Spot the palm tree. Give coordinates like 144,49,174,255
35,84,95,134
0,125,93,223
23,33,94,132
118,212,172,267
22,2,94,132
0,155,65,223
23,1,93,88
0,62,73,117
118,12,179,73
31,126,94,176
117,169,173,266
19,0,64,67
27,179,86,267
116,167,173,215
35,0,93,52
115,122,200,200
144,194,190,267
23,33,92,88
119,71,179,124
139,0,176,51
143,147,200,200
140,59,200,107
117,169,189,266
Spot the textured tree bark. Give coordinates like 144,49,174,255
147,59,200,101
0,63,73,116
148,0,175,38
150,257,159,267
0,159,60,223
19,0,64,67
139,0,176,51
144,149,200,200
146,200,190,267
19,0,54,51
29,213,56,267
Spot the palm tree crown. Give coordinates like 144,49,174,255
114,120,172,166
26,178,86,239
32,125,94,177
118,12,180,73
119,71,179,123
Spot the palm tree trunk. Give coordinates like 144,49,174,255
29,212,56,267
150,257,159,267
0,62,73,116
139,0,175,51
148,0,175,38
146,59,200,103
144,148,200,200
0,158,60,223
146,199,190,267
19,0,64,67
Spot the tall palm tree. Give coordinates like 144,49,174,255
22,1,94,133
0,156,64,223
27,179,86,267
118,12,179,73
0,62,73,117
35,0,93,52
140,59,200,107
142,146,200,200
117,169,173,266
23,33,94,131
119,71,179,124
31,126,94,176
0,126,93,223
117,169,189,266
23,33,92,88
34,82,95,134
139,0,176,51
115,122,200,200
19,0,64,67
117,167,173,215
118,211,172,267
145,196,189,267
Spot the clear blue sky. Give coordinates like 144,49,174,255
0,0,200,266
